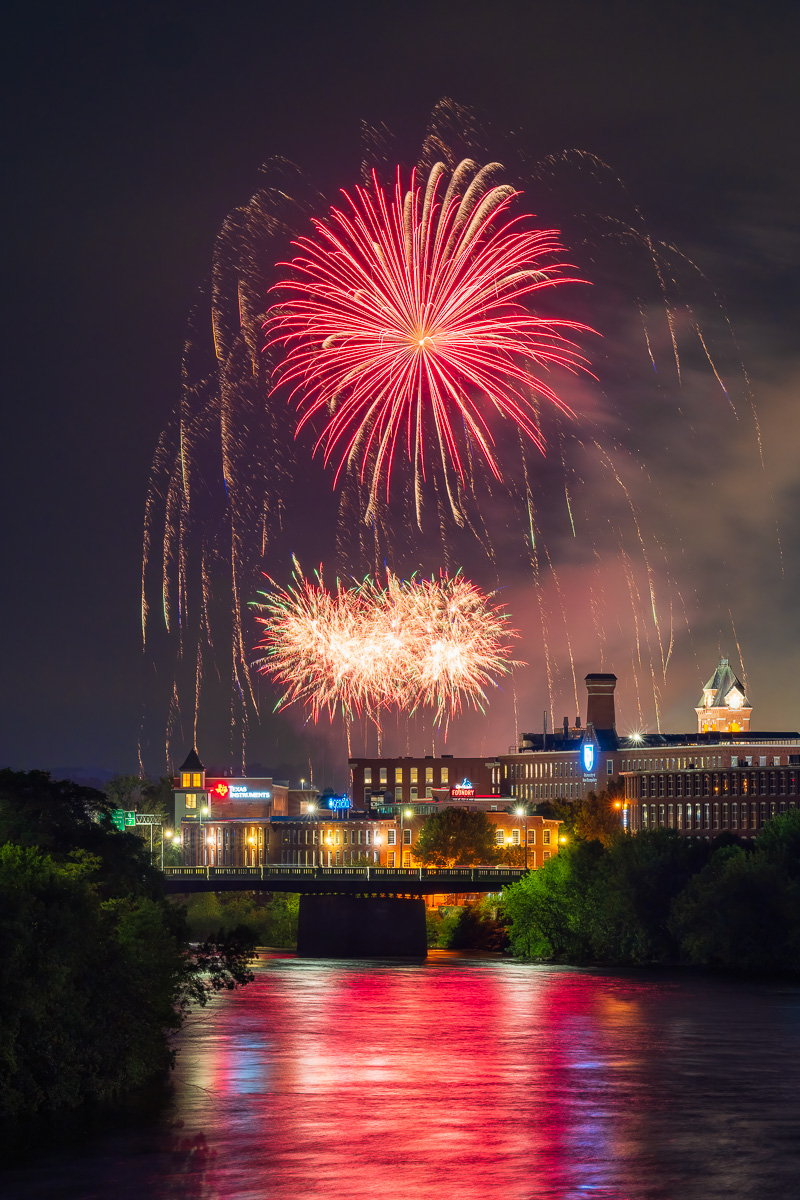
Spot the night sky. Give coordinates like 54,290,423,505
2,0,799,785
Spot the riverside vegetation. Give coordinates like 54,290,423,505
0,770,256,1121
503,795,800,972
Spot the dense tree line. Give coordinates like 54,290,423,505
503,809,800,974
0,770,255,1120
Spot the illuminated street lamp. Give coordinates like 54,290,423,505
200,804,210,866
400,807,414,868
515,805,528,868
161,826,174,870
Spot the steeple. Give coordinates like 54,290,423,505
696,657,751,733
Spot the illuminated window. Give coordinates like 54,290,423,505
357,830,362,844
527,828,535,844
403,828,412,845
185,794,197,809
410,767,418,784
389,851,396,867
364,768,372,784
512,829,520,845
495,828,505,845
395,786,402,801
543,851,551,860
425,787,432,798
192,772,202,787
607,760,613,775
379,768,387,785
543,830,551,845
395,767,403,784
181,773,190,788
440,767,449,784
366,831,372,845
387,829,396,845
410,787,418,800
403,853,411,867
343,830,349,844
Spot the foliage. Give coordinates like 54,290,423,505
0,771,255,1119
413,807,500,866
181,891,299,947
503,810,800,976
536,780,624,846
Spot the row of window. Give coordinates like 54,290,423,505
623,754,785,772
635,799,794,832
284,827,381,845
505,758,614,780
180,772,203,788
633,771,799,800
494,828,551,845
363,766,448,786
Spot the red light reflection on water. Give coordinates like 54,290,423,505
170,954,669,1200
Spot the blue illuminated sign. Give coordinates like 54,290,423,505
582,744,595,773
327,795,352,810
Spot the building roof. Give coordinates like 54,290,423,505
700,657,749,708
179,747,205,773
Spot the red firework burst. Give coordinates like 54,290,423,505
266,160,592,499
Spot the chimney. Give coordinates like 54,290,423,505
563,716,569,737
585,673,617,731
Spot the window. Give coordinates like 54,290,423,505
185,793,197,809
410,767,418,784
426,767,433,783
403,829,412,845
512,829,520,845
366,830,372,845
379,768,387,785
181,772,191,788
364,788,372,805
389,852,396,867
543,830,551,845
358,830,363,844
387,829,396,845
395,786,403,801
410,787,418,801
395,767,403,784
192,772,202,787
426,787,432,798
607,759,613,775
440,767,449,784
364,767,372,784
543,851,551,860
495,828,505,845
343,830,349,844
527,828,536,844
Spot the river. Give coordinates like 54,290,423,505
4,951,800,1199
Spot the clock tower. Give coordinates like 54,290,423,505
695,657,752,733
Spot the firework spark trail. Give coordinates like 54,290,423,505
252,563,520,732
729,608,749,700
267,162,593,513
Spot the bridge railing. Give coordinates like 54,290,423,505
162,865,527,883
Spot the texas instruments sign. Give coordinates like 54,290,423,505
207,779,273,801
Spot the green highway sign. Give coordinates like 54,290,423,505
124,811,136,827
111,809,125,831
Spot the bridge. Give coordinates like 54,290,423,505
162,863,528,896
163,864,529,957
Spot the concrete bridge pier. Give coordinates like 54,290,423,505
297,895,427,959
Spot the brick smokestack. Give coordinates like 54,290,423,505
585,673,617,731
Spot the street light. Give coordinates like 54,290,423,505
399,807,414,868
200,804,210,866
515,805,528,868
161,826,174,870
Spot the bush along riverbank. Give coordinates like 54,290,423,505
0,770,256,1121
502,809,800,973
179,890,299,947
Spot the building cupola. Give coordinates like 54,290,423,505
695,657,752,733
179,747,205,790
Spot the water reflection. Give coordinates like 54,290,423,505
5,954,800,1199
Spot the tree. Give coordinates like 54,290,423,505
413,808,500,866
502,840,603,959
574,789,624,847
0,771,255,1118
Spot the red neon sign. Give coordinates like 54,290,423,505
211,782,229,799
450,786,475,798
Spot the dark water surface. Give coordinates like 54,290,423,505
5,951,800,1199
